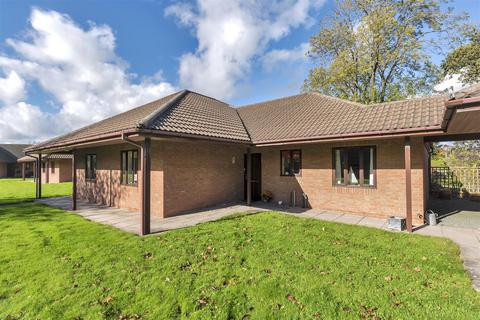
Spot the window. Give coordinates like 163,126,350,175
280,150,301,176
51,161,55,173
85,154,97,180
121,150,138,185
333,147,375,187
42,162,46,173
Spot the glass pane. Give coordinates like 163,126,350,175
362,148,374,185
92,155,96,178
334,149,345,184
281,151,291,175
292,151,301,174
86,156,91,178
128,151,133,184
348,149,360,185
133,151,138,183
121,152,127,184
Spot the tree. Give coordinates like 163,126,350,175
441,29,480,84
444,141,480,168
304,0,473,104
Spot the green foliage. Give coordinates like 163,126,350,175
304,0,473,104
442,140,480,167
0,178,72,205
1,204,479,319
442,29,480,84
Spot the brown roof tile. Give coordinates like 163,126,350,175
27,89,450,151
149,91,250,141
238,93,447,143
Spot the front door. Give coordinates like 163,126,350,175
244,153,262,202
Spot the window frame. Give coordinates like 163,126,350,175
120,149,139,186
280,149,302,177
332,146,376,188
85,154,97,181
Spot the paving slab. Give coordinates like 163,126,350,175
334,214,365,225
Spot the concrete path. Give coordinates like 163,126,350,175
35,197,479,291
35,197,265,235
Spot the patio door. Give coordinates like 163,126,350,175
244,153,262,202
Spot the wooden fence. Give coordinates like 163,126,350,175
431,167,480,195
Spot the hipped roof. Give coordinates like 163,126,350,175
26,88,469,152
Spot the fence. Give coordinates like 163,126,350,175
431,167,480,196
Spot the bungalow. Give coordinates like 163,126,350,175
25,85,480,235
17,154,72,183
0,144,32,178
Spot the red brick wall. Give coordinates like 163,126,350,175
42,159,72,183
74,140,245,218
75,144,143,214
254,137,426,225
75,137,427,224
161,140,245,217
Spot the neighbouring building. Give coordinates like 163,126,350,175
0,144,32,178
25,84,480,234
17,154,72,183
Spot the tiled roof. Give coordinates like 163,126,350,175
26,89,453,151
17,154,72,162
0,144,31,162
238,93,447,143
149,91,250,141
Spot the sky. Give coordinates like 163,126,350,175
0,0,479,144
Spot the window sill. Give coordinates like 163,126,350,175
280,174,302,177
85,178,96,182
333,184,376,189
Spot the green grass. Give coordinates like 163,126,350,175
1,204,478,319
0,178,72,205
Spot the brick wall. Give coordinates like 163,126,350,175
74,139,245,218
254,137,426,225
74,137,427,224
75,144,143,214
41,159,72,183
162,139,245,217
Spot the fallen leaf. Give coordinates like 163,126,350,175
101,296,113,305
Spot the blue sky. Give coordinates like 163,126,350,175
0,0,479,143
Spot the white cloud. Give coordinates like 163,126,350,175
0,70,26,105
262,42,310,72
165,0,325,100
434,74,467,93
0,8,176,143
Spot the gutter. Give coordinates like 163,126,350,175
121,132,142,148
253,126,445,146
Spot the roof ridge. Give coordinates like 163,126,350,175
25,90,183,152
138,90,188,129
234,107,253,143
182,89,230,105
236,92,309,109
365,94,448,107
308,92,364,107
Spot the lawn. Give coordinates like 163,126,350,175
1,205,479,319
0,178,72,205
